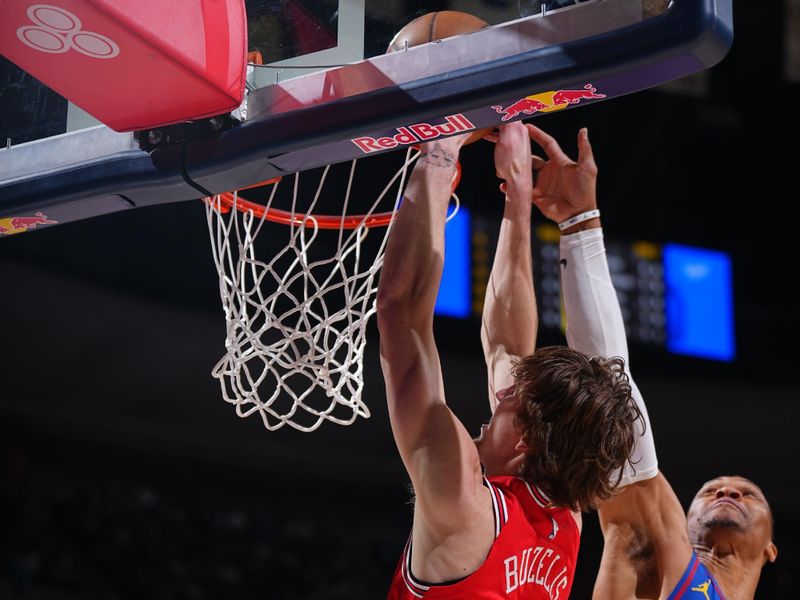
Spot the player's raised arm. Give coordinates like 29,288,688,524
530,125,627,362
524,124,691,598
376,136,489,534
481,122,538,413
526,124,659,487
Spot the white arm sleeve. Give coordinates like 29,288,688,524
559,228,658,486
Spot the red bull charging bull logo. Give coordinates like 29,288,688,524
0,211,58,235
492,84,606,121
351,114,475,154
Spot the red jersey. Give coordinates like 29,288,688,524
387,476,580,600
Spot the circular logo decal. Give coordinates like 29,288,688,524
16,4,120,59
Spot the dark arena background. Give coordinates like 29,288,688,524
2,1,799,598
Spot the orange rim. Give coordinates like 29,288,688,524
203,161,461,230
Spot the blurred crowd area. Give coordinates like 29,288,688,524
0,423,408,600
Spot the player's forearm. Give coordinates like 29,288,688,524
560,225,658,485
559,224,629,362
481,179,537,400
377,145,457,324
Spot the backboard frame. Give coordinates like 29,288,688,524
0,0,733,234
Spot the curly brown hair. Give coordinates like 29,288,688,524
512,346,643,512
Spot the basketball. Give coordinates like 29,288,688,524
387,11,491,145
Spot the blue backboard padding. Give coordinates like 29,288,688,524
664,243,735,362
435,206,471,318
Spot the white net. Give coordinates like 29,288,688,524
204,150,419,432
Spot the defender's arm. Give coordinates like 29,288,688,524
523,124,691,597
561,228,691,598
560,227,658,487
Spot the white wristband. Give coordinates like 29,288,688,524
558,209,600,231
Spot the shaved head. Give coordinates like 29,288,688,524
687,475,777,564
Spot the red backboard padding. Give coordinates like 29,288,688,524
0,0,247,131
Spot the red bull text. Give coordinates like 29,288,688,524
493,85,606,121
0,211,58,235
351,114,475,153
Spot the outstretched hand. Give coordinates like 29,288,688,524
526,124,597,223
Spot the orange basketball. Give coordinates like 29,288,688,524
387,11,490,146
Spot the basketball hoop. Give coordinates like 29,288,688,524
204,148,461,432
